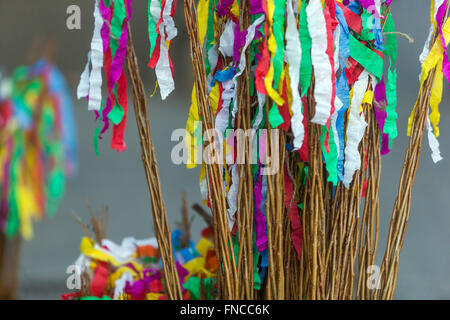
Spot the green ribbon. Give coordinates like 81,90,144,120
5,134,21,238
321,127,338,186
349,34,384,81
299,1,312,96
383,12,398,149
268,102,284,128
148,0,160,60
204,0,216,76
78,296,112,300
110,0,127,57
272,0,287,90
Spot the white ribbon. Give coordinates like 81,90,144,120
307,0,333,126
113,272,134,300
219,20,236,58
77,52,91,100
343,70,369,188
226,164,239,230
427,111,443,163
88,0,104,111
286,0,304,150
77,0,103,111
150,0,177,100
101,237,158,264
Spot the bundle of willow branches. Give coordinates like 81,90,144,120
180,0,450,300
78,0,449,300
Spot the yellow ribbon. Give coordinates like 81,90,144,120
408,18,450,136
197,0,209,47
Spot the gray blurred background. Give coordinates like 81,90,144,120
0,0,449,299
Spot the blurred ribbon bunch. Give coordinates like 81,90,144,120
78,0,178,155
0,60,77,240
62,226,217,300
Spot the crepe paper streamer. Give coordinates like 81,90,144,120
255,23,270,95
408,16,450,148
426,112,443,163
285,0,304,150
109,0,132,93
284,165,302,260
321,116,339,186
114,272,135,300
111,72,129,152
373,78,391,155
277,70,291,132
148,0,178,100
343,70,369,188
77,52,91,100
79,296,113,301
254,164,268,252
263,0,285,110
148,0,159,62
413,4,450,163
233,23,247,64
320,10,339,185
428,2,450,137
235,16,265,79
205,1,218,78
226,164,239,230
420,0,445,67
436,2,450,88
76,0,104,113
78,0,132,153
336,1,363,34
219,20,236,58
91,262,109,297
0,61,77,239
307,0,334,126
382,12,398,149
197,0,210,46
299,1,312,96
349,34,384,82
88,0,105,111
228,15,265,131
334,6,351,181
322,2,338,152
429,57,444,139
217,0,234,17
252,233,262,290
185,86,201,169
271,0,286,90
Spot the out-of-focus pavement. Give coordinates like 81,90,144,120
0,0,448,299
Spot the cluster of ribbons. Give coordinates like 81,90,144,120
62,227,217,300
184,0,399,287
410,0,450,163
0,60,77,240
78,0,178,155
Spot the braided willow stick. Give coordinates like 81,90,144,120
183,0,239,299
126,26,182,300
236,0,255,300
376,3,450,300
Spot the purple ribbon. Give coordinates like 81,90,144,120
254,164,268,252
250,0,264,15
99,0,112,54
217,0,234,17
374,77,391,155
436,2,450,88
233,23,247,64
109,0,134,91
